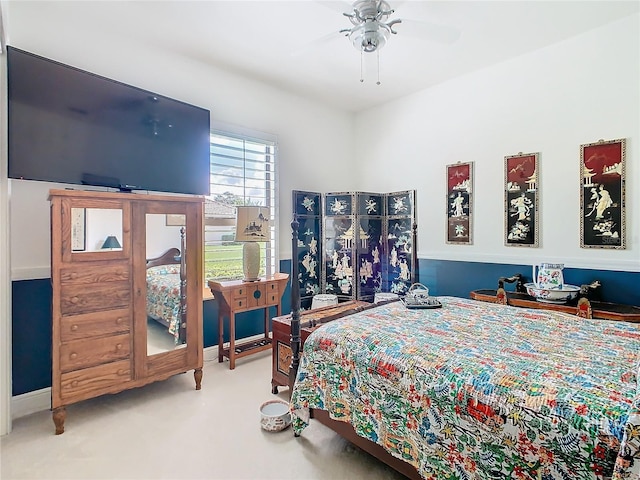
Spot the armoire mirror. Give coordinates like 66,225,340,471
71,207,123,253
145,213,188,356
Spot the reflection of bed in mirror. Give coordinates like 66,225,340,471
146,247,186,349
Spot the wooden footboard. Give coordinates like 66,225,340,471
312,408,422,480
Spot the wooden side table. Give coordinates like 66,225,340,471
470,289,640,323
208,273,289,369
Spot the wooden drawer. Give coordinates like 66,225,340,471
231,285,270,310
231,286,248,299
60,333,130,372
60,281,130,316
59,359,131,403
60,262,130,285
264,282,280,305
60,308,130,342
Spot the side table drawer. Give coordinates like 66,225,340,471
265,282,280,305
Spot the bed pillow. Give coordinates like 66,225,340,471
147,264,181,279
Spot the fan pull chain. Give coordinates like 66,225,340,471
377,49,381,85
360,49,364,83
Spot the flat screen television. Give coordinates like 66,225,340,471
7,46,211,195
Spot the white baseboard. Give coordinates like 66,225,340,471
203,345,218,363
12,388,51,419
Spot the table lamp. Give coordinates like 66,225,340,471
235,206,270,282
101,235,122,250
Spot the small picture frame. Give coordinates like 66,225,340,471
580,138,626,249
446,162,473,244
71,207,86,252
166,214,186,226
504,152,539,247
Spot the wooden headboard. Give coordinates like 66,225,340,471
146,247,181,268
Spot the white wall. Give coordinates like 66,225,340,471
354,13,640,272
5,1,355,277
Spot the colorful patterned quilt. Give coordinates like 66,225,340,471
290,297,640,480
146,265,182,343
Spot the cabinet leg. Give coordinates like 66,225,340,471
271,384,279,394
52,407,66,435
194,368,203,390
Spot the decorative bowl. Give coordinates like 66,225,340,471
524,283,581,304
259,399,292,432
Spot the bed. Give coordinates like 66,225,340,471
287,216,640,479
289,296,640,479
146,247,187,345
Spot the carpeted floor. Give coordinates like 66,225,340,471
1,350,406,480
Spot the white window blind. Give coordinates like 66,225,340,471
205,131,277,281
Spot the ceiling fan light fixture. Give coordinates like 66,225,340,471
349,21,390,53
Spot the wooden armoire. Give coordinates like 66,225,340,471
49,189,204,434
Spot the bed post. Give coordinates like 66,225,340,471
288,214,301,392
411,221,418,284
179,227,187,344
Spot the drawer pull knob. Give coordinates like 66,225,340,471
70,325,78,331
70,297,79,304
117,369,125,376
116,317,123,325
70,353,77,360
115,343,122,350
238,301,243,307
70,272,78,279
71,380,78,387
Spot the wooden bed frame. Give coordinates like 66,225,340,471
287,215,422,479
145,228,187,343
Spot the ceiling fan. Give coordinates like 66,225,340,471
311,0,460,84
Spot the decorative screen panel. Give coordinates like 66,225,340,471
292,191,322,310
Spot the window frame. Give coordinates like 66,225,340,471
205,126,279,281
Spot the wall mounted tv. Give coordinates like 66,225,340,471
7,46,211,195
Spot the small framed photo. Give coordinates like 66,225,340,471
446,162,473,244
504,152,539,247
166,214,186,226
71,207,86,252
580,138,626,249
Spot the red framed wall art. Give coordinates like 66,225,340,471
504,152,539,247
580,138,626,249
446,161,473,245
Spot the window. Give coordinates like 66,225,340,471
205,131,277,280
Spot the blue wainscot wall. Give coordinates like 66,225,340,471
10,258,638,396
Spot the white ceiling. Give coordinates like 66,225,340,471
5,1,640,113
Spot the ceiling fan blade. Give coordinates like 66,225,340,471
291,30,346,58
395,18,461,44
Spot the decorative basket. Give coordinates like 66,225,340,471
404,283,430,305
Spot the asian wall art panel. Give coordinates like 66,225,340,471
446,162,473,245
580,138,626,249
505,152,539,247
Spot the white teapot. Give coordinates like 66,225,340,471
533,263,564,290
